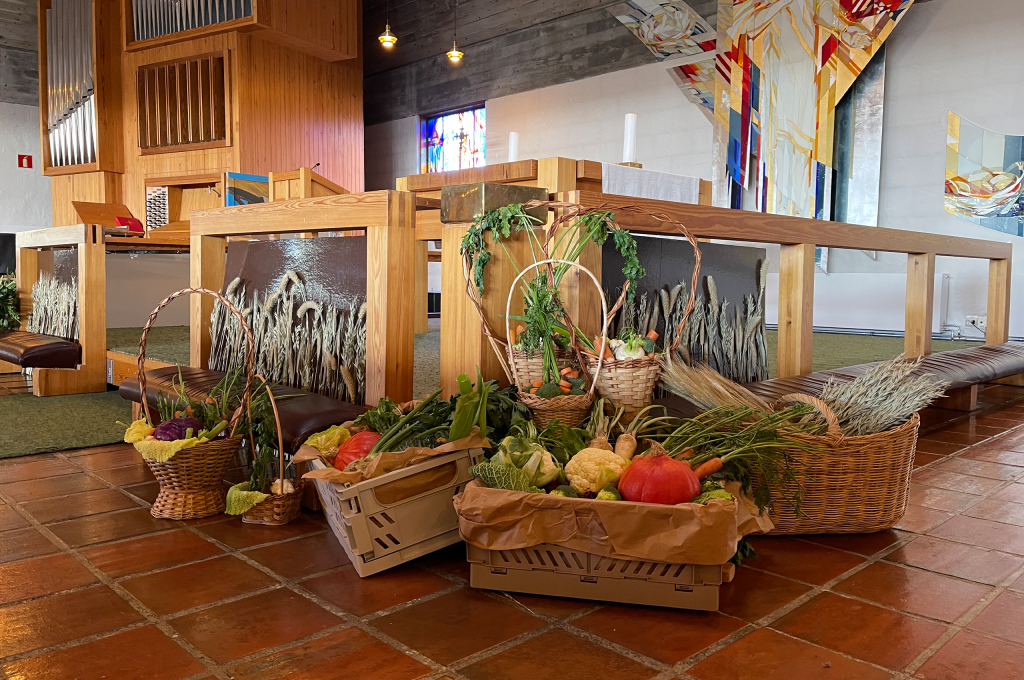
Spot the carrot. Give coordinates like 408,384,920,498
532,380,544,388
568,370,579,379
646,330,659,341
614,432,637,461
558,379,571,389
580,346,598,357
602,345,614,360
515,324,524,341
529,387,538,395
693,457,723,479
560,385,571,394
647,352,655,358
560,366,574,376
678,447,695,459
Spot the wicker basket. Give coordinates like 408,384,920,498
503,259,608,429
582,354,662,419
242,376,305,526
762,393,921,535
509,347,579,387
137,288,255,521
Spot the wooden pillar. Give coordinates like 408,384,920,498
904,253,935,358
539,157,603,340
364,191,416,404
440,224,535,398
34,228,107,396
397,176,430,335
189,234,227,368
15,244,38,331
987,256,1012,345
778,243,815,378
414,241,429,334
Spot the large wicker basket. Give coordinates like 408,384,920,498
582,354,662,420
242,376,305,526
762,393,921,535
137,288,255,521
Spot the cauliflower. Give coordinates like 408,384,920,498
564,448,629,495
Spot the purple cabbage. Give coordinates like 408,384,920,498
153,417,205,441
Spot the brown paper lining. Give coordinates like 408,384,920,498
373,462,458,505
299,430,490,486
454,480,773,566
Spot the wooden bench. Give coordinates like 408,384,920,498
744,342,1024,412
0,331,81,369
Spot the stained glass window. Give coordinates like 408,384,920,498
420,106,486,173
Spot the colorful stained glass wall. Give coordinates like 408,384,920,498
945,112,1024,237
420,107,486,174
713,0,914,217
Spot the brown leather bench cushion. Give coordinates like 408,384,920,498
119,366,366,453
0,331,81,369
745,342,1024,403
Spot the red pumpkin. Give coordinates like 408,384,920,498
618,442,701,505
332,431,382,470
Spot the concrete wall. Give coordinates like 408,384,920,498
0,102,52,230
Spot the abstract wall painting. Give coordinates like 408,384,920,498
667,56,717,123
609,0,716,60
714,0,914,219
945,112,1024,237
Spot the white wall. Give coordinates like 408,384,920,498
486,61,713,177
105,253,191,327
0,102,52,231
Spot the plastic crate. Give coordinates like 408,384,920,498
467,543,732,611
310,448,486,577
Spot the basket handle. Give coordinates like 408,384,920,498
504,259,609,396
138,287,256,437
776,393,843,443
253,374,288,489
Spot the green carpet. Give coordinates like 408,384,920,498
107,326,190,365
0,391,132,458
764,330,983,378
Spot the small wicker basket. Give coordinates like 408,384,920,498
582,354,662,420
504,259,607,428
242,377,305,526
761,393,921,535
508,347,579,387
137,288,255,521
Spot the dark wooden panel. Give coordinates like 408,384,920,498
364,5,656,125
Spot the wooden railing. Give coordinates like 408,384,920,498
398,158,1014,392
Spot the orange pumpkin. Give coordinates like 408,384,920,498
618,441,700,505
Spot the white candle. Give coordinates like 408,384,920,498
623,113,637,164
508,132,519,162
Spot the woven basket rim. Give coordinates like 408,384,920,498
519,392,594,408
798,411,921,449
583,354,661,369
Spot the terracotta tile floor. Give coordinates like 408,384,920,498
3,385,1024,679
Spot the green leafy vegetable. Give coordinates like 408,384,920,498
354,397,403,433
0,275,18,332
469,461,543,493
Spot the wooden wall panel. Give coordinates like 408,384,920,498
256,0,358,62
50,172,123,226
235,34,364,194
119,32,241,220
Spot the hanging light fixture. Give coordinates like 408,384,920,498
378,0,397,48
447,2,463,63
